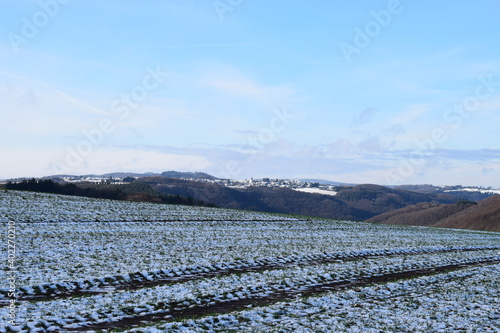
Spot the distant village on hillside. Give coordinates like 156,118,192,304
21,172,499,197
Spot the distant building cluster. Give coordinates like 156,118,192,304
57,176,129,185
190,177,340,192
37,175,338,192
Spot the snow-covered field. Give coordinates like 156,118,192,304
145,263,500,333
292,187,338,196
445,187,500,195
1,190,499,332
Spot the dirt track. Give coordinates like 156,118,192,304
66,256,500,332
14,245,500,302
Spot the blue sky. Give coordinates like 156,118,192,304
1,0,500,186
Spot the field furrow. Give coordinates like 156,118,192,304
7,254,500,332
142,263,500,333
3,245,499,302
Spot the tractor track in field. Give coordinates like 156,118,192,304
7,245,500,302
0,246,500,304
64,256,500,332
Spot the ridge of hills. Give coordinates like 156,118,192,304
434,195,500,232
3,171,499,232
367,195,500,232
37,170,216,181
137,176,500,231
139,176,460,221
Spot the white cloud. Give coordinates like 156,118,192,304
0,74,108,144
200,66,295,104
391,104,430,126
0,71,107,115
0,141,213,180
0,147,62,179
479,95,500,112
350,107,377,127
49,146,212,177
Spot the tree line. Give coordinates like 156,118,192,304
4,179,215,207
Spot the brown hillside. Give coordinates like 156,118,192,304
433,195,500,232
366,201,474,227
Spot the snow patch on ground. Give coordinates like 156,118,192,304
445,188,500,195
293,188,337,196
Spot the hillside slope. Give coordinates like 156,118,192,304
434,195,500,232
395,184,496,201
140,177,459,221
140,177,369,220
335,184,456,216
366,201,476,227
367,195,500,232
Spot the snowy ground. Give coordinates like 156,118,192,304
292,187,338,196
1,190,499,332
140,263,499,332
445,187,500,195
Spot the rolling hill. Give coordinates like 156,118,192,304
7,171,498,231
140,177,460,221
367,195,500,232
433,195,500,232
